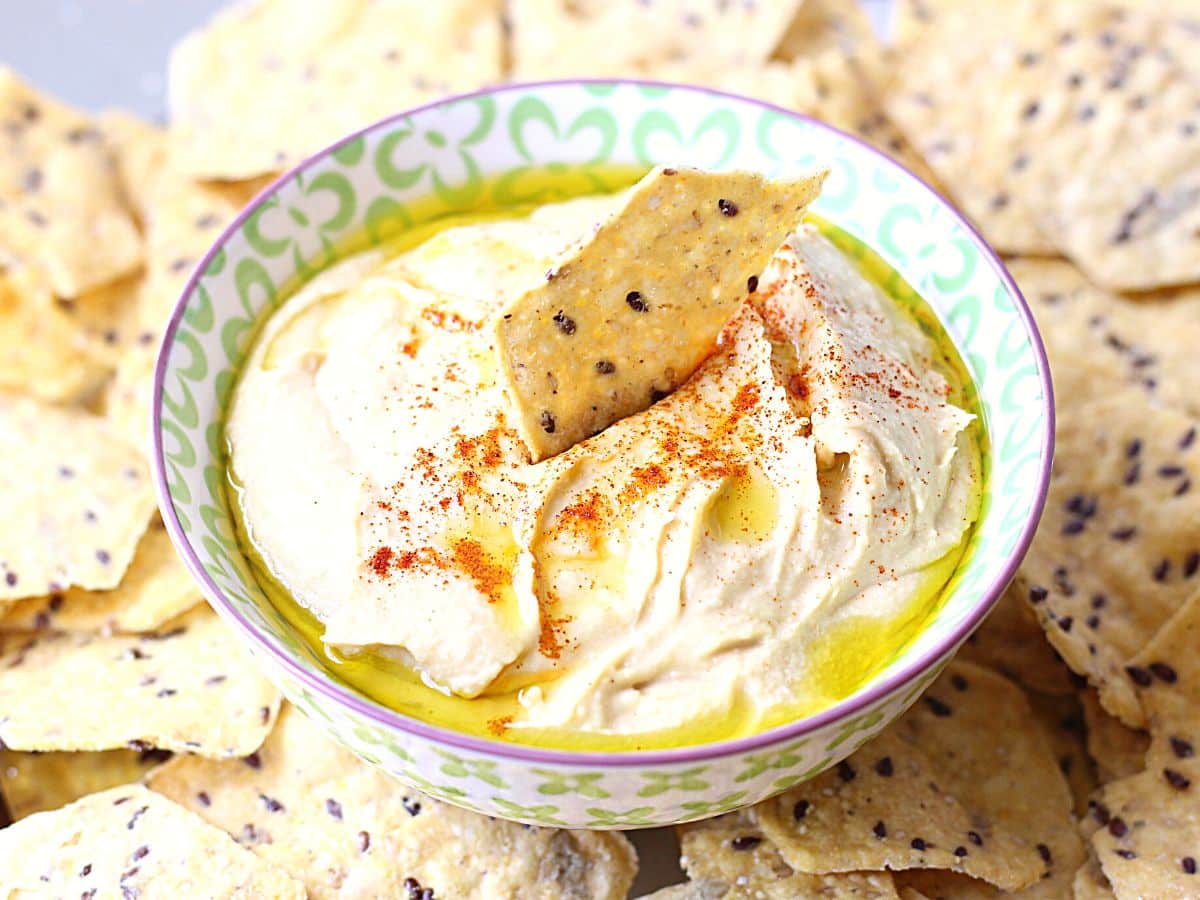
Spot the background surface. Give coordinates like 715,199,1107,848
0,1,892,894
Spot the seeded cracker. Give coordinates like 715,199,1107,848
167,0,503,179
492,166,825,460
0,784,304,897
1008,257,1200,419
1027,691,1095,819
1081,690,1149,785
148,705,637,899
98,110,167,223
0,747,168,821
0,68,142,297
1022,390,1200,727
0,393,155,600
1,517,201,634
0,606,280,756
668,808,901,898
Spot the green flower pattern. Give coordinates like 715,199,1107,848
157,83,1048,828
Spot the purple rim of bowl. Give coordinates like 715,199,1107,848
153,78,1055,768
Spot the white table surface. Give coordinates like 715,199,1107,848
0,1,893,894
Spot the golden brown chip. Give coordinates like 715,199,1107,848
149,705,637,899
492,165,824,460
0,68,142,297
1027,691,1095,819
0,747,168,820
1022,390,1200,727
0,606,280,757
167,0,504,179
1081,690,1150,786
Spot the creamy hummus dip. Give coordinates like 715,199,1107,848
228,188,981,743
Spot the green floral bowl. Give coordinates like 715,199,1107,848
153,81,1053,829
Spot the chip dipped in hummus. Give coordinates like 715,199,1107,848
227,167,983,749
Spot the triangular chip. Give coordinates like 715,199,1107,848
0,606,280,757
0,393,155,599
492,165,825,460
148,705,637,898
0,784,304,897
1,516,201,633
0,747,169,820
0,68,142,296
1080,690,1149,786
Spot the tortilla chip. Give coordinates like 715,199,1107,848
955,576,1078,696
1027,691,1095,819
509,0,801,79
1009,257,1200,420
884,1,1054,255
0,393,155,599
1072,851,1117,900
0,606,280,756
1021,390,1200,727
167,0,503,179
104,339,157,453
98,110,167,223
0,68,141,297
148,704,637,899
1,516,201,634
758,662,1076,891
1081,690,1150,786
0,784,304,897
492,165,825,460
1125,588,1200,771
990,2,1200,291
1090,759,1200,899
56,269,148,370
772,0,877,60
0,747,168,820
674,809,900,899
0,267,112,403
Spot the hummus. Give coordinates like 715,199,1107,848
228,188,982,744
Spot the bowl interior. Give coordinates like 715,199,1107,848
154,81,1051,760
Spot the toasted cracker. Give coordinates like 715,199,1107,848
104,339,158,453
509,0,801,79
0,784,303,897
1,516,201,634
59,269,148,370
1021,390,1200,727
0,393,155,599
1091,758,1200,899
772,0,877,60
1072,851,1117,900
492,166,824,460
675,809,900,899
992,3,1200,290
0,268,112,403
149,704,637,899
1081,690,1150,786
167,0,503,179
0,747,168,820
884,1,1054,255
955,576,1077,696
98,110,167,223
1028,691,1095,819
0,68,142,297
0,606,280,757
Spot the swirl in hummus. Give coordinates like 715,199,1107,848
228,188,982,742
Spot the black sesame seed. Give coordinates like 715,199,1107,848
595,360,615,375
1086,614,1100,629
1150,662,1178,683
717,198,739,217
132,846,149,861
650,387,669,403
1159,465,1186,478
1062,520,1086,536
1177,479,1192,497
874,756,894,777
924,696,952,717
1058,616,1074,632
1186,552,1200,578
1110,526,1137,541
260,793,285,812
1108,816,1128,837
731,835,761,851
326,798,343,820
1037,843,1052,864
954,845,968,857
402,796,422,817
911,837,928,851
1022,100,1040,119
837,761,856,782
1164,768,1191,790
747,275,759,293
552,310,576,335
1029,585,1049,604
244,753,262,770
625,291,647,312
662,168,677,175
1184,857,1197,875
873,820,887,838
1124,462,1142,485
96,549,111,565
1116,849,1136,860
950,674,968,691
793,799,810,821
1125,665,1153,687
1092,594,1108,609
539,411,556,434
968,830,983,846
358,830,371,852
1181,428,1197,450
1153,559,1171,582
1127,438,1143,457
3,572,15,587
1171,737,1195,758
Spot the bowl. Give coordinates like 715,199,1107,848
152,80,1053,829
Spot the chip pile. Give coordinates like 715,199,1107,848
0,1,1196,897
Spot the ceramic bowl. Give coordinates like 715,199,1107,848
153,80,1053,829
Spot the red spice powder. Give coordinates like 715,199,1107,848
368,546,394,577
450,538,509,604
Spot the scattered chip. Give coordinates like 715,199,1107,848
1021,390,1200,727
0,68,142,297
1080,690,1150,786
1072,850,1117,900
1027,691,1095,819
167,0,504,179
0,747,168,820
98,110,167,223
149,704,637,899
1,516,201,634
0,393,155,599
0,784,304,896
0,606,281,756
492,165,825,460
